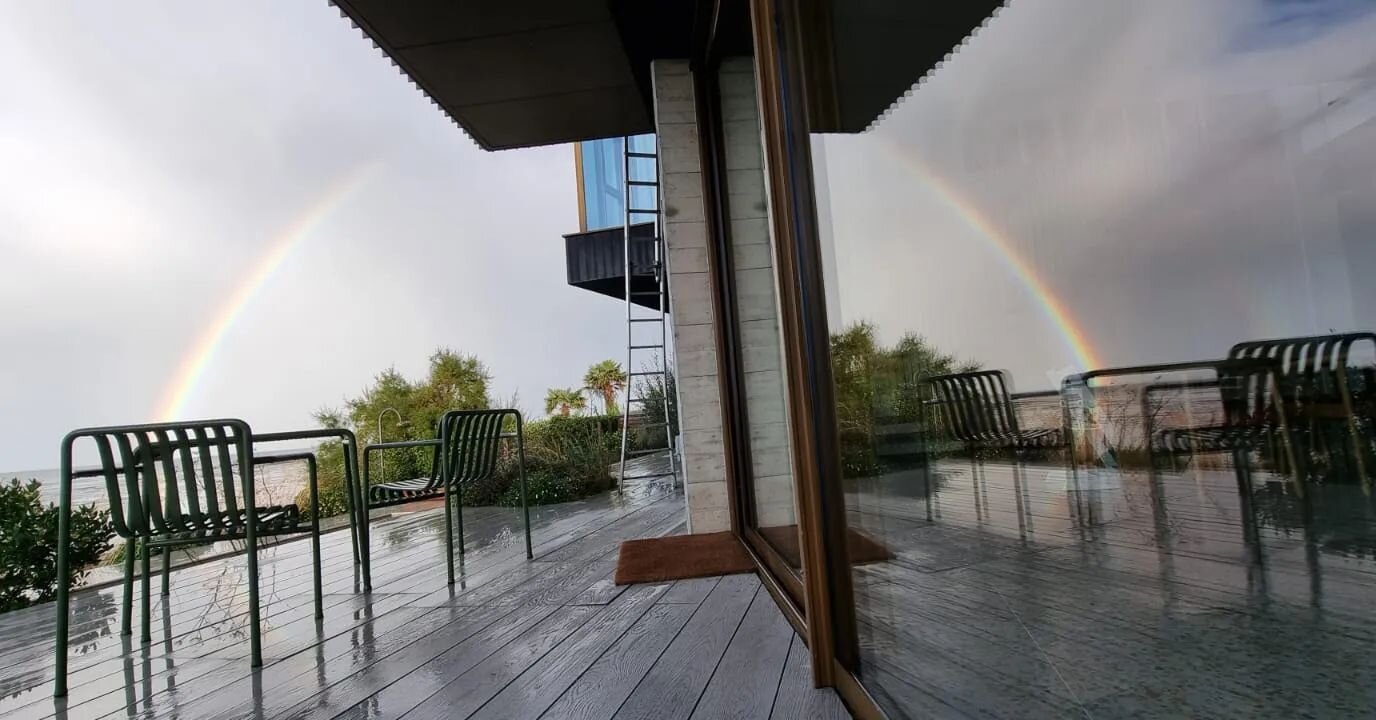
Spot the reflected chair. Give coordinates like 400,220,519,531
1228,333,1376,488
1066,358,1298,550
361,409,532,587
54,419,327,697
925,370,1064,538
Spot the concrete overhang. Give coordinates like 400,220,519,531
331,0,692,150
330,1,1004,149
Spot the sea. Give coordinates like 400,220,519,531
4,459,311,511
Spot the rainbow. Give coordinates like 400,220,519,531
881,140,1102,372
153,165,377,421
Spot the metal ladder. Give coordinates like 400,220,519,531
618,135,677,492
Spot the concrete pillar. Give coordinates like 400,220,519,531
653,59,731,534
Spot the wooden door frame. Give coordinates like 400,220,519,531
691,0,811,621
746,0,869,702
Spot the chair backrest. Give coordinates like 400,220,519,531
1229,333,1376,406
440,409,520,485
61,419,254,540
925,370,1020,443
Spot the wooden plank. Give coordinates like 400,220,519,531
565,576,630,606
769,635,851,720
691,586,795,719
399,605,600,719
611,573,759,720
538,603,696,720
657,577,720,605
273,602,558,720
468,584,667,720
163,604,446,720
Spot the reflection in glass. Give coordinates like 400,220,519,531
814,0,1376,716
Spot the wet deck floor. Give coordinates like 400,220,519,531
843,460,1376,719
2,476,848,719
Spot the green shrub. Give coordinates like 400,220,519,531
293,442,354,521
524,415,619,494
499,471,581,506
460,415,618,507
1,478,115,612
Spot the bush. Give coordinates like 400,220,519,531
294,441,354,521
0,478,115,612
462,415,618,507
294,416,621,515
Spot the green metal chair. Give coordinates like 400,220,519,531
361,409,531,587
53,419,331,697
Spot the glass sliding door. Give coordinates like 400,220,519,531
715,54,809,597
796,1,1376,717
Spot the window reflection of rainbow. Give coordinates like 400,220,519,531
882,143,1101,373
153,164,377,421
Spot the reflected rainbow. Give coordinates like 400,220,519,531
882,141,1102,372
154,165,376,421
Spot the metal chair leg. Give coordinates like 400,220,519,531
345,442,360,567
455,482,466,558
140,543,151,644
1012,460,1029,542
121,539,135,636
246,535,262,668
53,464,73,698
518,429,532,560
308,456,323,619
358,447,373,592
161,543,172,596
443,485,456,586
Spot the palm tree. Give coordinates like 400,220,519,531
544,387,586,417
583,359,627,415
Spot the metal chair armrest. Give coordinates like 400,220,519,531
1010,389,1060,400
1063,357,1279,390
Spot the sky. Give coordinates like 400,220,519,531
817,0,1376,392
0,2,625,471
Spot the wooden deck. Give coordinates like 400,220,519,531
844,460,1376,719
2,478,848,720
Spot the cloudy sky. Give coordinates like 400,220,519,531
0,2,623,470
818,0,1376,392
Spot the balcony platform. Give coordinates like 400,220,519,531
1,479,848,720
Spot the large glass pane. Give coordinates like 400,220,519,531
721,55,805,581
812,2,1376,717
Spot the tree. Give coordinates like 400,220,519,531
545,388,587,417
583,359,628,415
315,347,494,486
829,321,978,477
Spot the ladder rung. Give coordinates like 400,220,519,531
629,371,666,377
628,208,659,214
629,318,663,323
630,344,664,350
626,448,670,457
626,152,657,158
627,421,671,428
627,180,658,186
629,291,662,298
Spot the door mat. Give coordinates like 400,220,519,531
614,532,753,585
